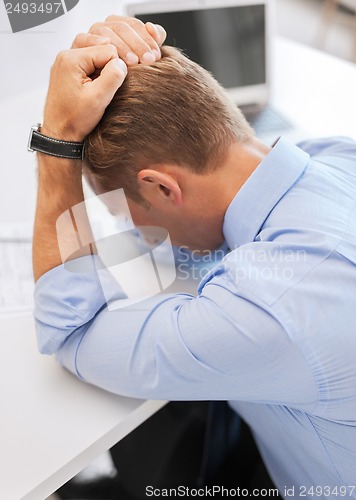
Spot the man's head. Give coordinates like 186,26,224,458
84,46,265,251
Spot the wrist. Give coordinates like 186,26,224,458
41,123,85,143
29,123,85,160
37,155,84,208
37,153,82,182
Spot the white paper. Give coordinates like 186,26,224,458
0,225,34,317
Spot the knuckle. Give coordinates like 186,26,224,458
55,49,70,63
52,49,71,73
72,32,85,46
94,27,107,37
129,18,144,28
89,22,103,34
132,40,150,55
105,14,120,23
106,43,118,57
147,38,160,50
112,21,127,30
115,42,129,55
104,21,126,35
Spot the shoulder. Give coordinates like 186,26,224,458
201,233,340,309
297,136,356,160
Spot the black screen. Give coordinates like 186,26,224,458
136,4,266,88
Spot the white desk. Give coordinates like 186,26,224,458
0,315,166,500
0,35,355,500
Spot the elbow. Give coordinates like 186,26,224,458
35,319,68,355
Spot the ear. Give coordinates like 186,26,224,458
137,169,183,207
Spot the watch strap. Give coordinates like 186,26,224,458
28,125,84,160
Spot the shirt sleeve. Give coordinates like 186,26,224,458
34,254,317,408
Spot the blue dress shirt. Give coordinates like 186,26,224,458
35,137,356,498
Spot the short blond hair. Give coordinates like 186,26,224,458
84,46,253,202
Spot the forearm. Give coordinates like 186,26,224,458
33,153,88,281
31,42,131,283
32,18,166,282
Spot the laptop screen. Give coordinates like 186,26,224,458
134,4,266,90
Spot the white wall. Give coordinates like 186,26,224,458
0,0,131,226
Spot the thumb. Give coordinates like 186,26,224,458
88,57,128,106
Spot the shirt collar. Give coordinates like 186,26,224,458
222,137,310,250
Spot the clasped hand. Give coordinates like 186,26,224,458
42,16,167,142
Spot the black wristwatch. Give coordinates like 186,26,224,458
27,124,84,160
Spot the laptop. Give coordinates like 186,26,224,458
125,0,306,144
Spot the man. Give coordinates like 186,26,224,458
33,15,356,499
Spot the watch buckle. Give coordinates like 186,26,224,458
27,123,41,153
